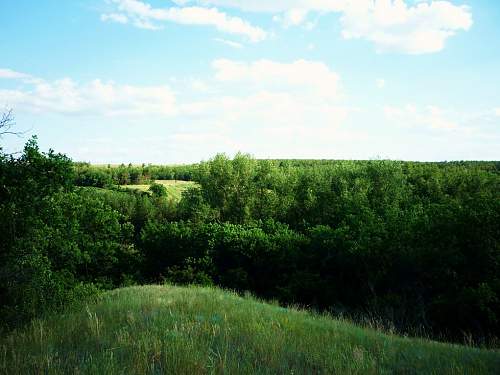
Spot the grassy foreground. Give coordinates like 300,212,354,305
1,286,499,374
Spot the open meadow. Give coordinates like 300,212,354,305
121,180,198,201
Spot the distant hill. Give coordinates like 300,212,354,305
2,285,499,374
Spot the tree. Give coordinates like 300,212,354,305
0,109,16,138
149,182,168,197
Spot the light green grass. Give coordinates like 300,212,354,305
1,285,499,374
121,180,197,201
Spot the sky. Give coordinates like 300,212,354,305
0,0,499,163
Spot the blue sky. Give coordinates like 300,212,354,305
1,0,499,163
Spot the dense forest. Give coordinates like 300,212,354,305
73,162,197,187
1,137,499,346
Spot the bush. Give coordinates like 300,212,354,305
149,182,168,197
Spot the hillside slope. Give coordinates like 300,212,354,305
1,285,499,374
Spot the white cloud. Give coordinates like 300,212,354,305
0,68,33,81
189,78,210,92
272,8,318,30
0,60,359,160
0,70,177,117
384,104,458,130
282,8,310,27
211,59,341,97
102,0,267,42
183,91,347,124
178,91,351,159
172,1,347,13
376,78,385,89
100,13,129,24
177,58,351,158
494,108,500,117
214,38,243,48
179,0,472,54
0,59,345,131
340,1,472,54
1,59,343,124
169,131,243,155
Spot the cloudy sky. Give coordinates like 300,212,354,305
1,0,499,163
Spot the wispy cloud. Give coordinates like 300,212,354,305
384,104,461,131
101,0,267,42
100,13,128,24
0,68,33,81
214,38,243,49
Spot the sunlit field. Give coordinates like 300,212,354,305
121,180,197,200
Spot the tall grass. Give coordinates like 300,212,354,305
1,285,499,374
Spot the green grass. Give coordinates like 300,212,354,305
2,285,499,374
121,180,197,201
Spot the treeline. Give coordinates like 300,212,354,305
266,158,500,172
74,159,499,189
74,162,197,187
1,142,499,345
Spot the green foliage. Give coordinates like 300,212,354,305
164,257,214,286
78,187,177,235
177,186,220,222
0,140,138,326
196,153,258,223
73,162,198,188
149,182,168,197
1,139,499,346
173,155,500,342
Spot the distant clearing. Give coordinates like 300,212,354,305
121,180,197,200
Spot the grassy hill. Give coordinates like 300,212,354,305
1,286,499,374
